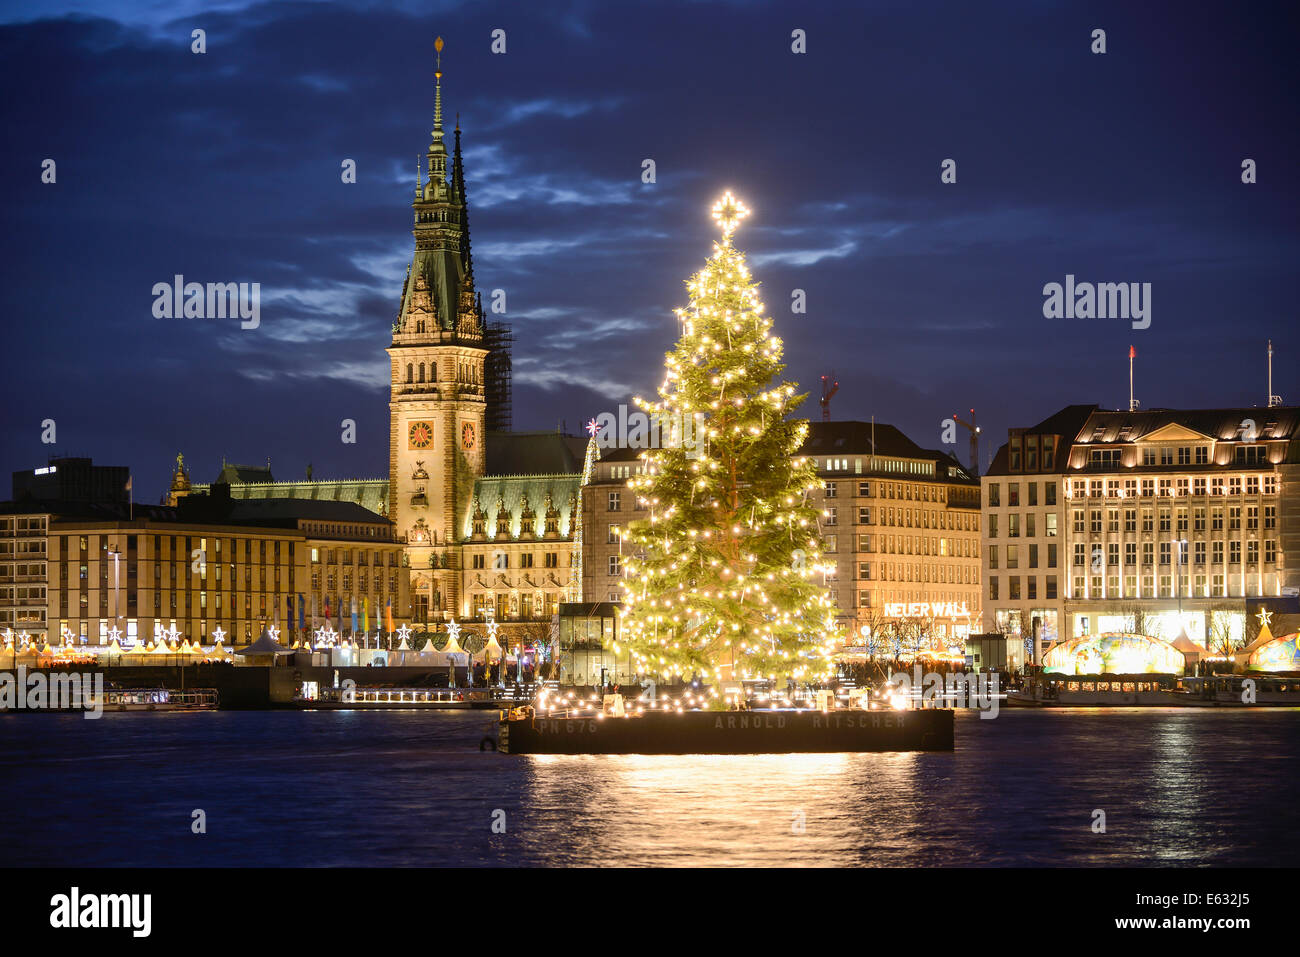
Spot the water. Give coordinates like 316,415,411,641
1,709,1295,867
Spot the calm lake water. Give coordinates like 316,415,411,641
1,709,1296,867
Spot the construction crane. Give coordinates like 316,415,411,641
820,373,839,422
953,409,980,477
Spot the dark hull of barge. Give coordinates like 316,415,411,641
499,707,954,754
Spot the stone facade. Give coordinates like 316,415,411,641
983,403,1300,662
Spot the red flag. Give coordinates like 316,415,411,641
1129,345,1136,359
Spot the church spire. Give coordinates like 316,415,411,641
453,116,474,280
427,36,448,188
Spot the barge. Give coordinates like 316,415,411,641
290,684,529,710
498,705,954,754
1005,672,1300,707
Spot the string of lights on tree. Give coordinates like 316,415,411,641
616,192,842,686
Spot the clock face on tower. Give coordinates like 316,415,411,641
408,421,433,450
461,422,477,451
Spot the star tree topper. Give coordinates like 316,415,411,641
711,190,750,241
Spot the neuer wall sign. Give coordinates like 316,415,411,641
883,601,971,618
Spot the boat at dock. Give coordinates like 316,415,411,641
1183,673,1300,706
290,684,532,710
1005,672,1300,707
91,688,219,712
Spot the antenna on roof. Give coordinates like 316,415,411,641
1268,339,1283,408
1128,345,1140,412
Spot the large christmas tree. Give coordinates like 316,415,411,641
617,192,840,687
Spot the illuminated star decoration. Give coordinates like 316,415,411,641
710,190,750,241
396,623,412,643
586,418,600,437
211,626,226,643
107,625,122,643
166,625,181,644
447,619,461,644
313,627,328,645
268,626,281,642
1257,607,1273,628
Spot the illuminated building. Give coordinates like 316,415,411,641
183,43,583,648
2,461,406,646
581,421,983,653
984,402,1300,664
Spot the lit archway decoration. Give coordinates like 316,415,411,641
1042,631,1185,675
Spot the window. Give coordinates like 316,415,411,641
607,491,621,511
1046,514,1058,538
608,555,621,577
858,481,872,496
1045,482,1057,506
824,482,837,498
608,524,621,544
858,507,871,524
1008,484,1019,507
987,484,1000,507
520,553,535,568
544,552,559,568
824,507,837,526
1234,445,1265,465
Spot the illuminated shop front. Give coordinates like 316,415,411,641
1043,631,1187,675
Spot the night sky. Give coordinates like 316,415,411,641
2,0,1296,502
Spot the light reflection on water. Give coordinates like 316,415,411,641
0,709,1295,867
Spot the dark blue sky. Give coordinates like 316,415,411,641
2,0,1296,502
